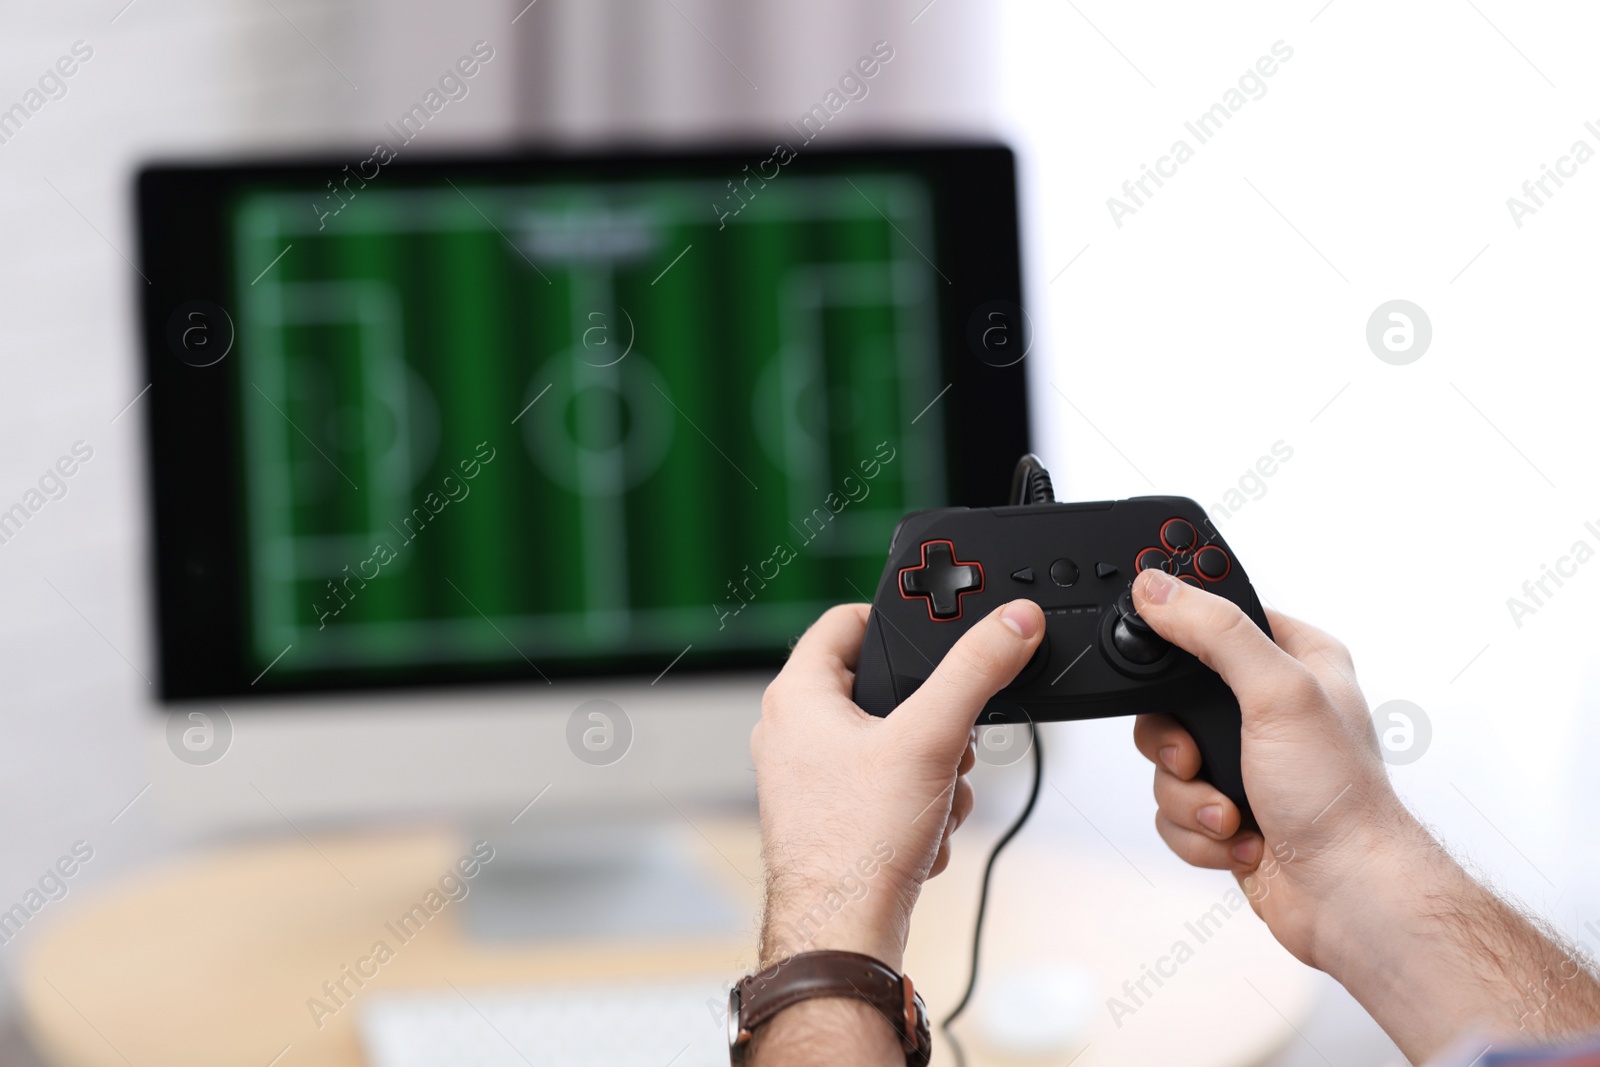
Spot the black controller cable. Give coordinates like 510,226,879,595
1009,451,1056,508
941,454,1053,1066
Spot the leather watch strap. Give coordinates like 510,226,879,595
729,950,930,1066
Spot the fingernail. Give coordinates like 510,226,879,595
1137,568,1177,605
1197,804,1223,834
1000,601,1041,639
1158,745,1178,773
1232,837,1262,865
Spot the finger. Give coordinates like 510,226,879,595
957,737,977,777
1131,570,1312,711
1153,768,1240,839
893,601,1045,756
929,836,953,878
774,603,871,695
1154,813,1260,872
1234,867,1274,916
1132,714,1201,779
950,776,974,832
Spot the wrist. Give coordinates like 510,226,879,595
1305,804,1459,977
760,877,911,973
759,907,909,974
1294,804,1600,1060
759,838,913,972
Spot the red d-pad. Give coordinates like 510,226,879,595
899,540,984,621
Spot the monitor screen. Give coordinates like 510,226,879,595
138,143,1029,699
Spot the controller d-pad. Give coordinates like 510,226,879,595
900,540,984,620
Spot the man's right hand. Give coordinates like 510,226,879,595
1128,566,1600,1061
1128,565,1409,968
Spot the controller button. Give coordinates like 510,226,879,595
1095,562,1118,579
1160,518,1198,553
1010,567,1035,583
1194,545,1232,581
1134,547,1170,573
899,540,985,620
1178,574,1205,589
1049,558,1079,587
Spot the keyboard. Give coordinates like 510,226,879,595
360,977,733,1067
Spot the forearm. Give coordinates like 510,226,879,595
1314,816,1600,1061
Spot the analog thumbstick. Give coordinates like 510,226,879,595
1112,612,1168,665
1111,589,1169,665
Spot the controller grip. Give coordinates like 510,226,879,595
1170,700,1255,830
852,612,897,718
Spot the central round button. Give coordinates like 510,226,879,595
1049,558,1079,587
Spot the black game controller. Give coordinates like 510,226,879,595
853,495,1271,823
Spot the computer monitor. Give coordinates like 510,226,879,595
135,141,1030,828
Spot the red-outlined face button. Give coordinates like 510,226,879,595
1134,547,1171,574
1194,545,1232,582
1178,574,1205,589
1160,518,1198,554
899,540,985,620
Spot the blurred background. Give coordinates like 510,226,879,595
5,1,1600,1065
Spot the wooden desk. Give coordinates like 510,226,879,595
21,825,1315,1066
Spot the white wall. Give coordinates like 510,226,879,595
993,0,1600,955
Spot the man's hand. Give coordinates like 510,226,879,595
1128,566,1402,967
747,600,1043,1067
1129,566,1600,1060
752,599,1044,973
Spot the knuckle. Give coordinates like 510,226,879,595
1151,770,1175,808
1210,599,1256,642
1156,815,1203,866
1132,714,1163,755
759,679,790,718
1181,836,1213,867
821,602,859,627
1269,663,1322,705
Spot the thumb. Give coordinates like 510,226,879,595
892,600,1044,756
1130,568,1303,709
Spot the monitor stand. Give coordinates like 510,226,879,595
459,814,751,943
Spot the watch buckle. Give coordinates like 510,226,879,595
728,984,753,1063
900,973,919,1054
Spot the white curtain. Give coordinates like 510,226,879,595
508,0,995,142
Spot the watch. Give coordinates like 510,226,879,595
727,949,931,1066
